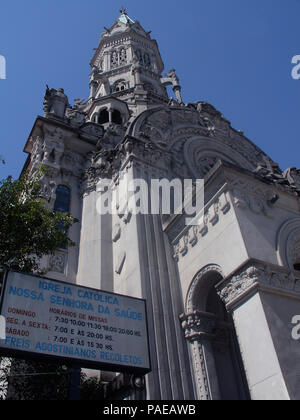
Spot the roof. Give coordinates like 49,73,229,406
118,8,135,25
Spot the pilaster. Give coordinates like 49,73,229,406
216,260,300,400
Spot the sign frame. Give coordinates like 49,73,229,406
0,271,152,376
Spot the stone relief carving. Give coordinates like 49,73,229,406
137,108,206,147
132,105,268,176
39,178,57,203
180,311,231,351
29,132,84,185
49,252,67,274
184,136,254,180
66,98,86,127
83,137,173,195
217,265,261,308
100,124,126,149
43,86,69,119
253,158,300,197
217,261,300,309
283,167,300,194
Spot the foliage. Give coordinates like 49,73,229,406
0,166,77,400
0,168,75,273
0,358,10,400
80,373,104,400
1,359,70,400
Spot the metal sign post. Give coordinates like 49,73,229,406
68,365,81,401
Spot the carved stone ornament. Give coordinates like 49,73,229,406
217,261,300,309
255,159,300,197
43,86,69,119
80,122,104,139
66,106,86,128
180,310,231,346
82,136,172,195
49,252,67,274
283,167,300,194
128,104,270,178
179,310,231,401
39,178,57,203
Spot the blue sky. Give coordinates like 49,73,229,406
0,0,299,179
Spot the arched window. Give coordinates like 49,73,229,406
114,80,127,93
54,186,71,242
183,266,250,400
112,110,122,125
54,185,71,214
99,109,109,124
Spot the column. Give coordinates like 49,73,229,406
180,310,231,400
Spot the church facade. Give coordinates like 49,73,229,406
22,10,300,400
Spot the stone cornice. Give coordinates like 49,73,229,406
169,188,231,260
216,259,300,310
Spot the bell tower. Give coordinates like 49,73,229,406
85,8,175,123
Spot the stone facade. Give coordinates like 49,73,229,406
21,10,300,400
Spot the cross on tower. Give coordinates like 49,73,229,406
120,7,127,15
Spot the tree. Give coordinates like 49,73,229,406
3,360,70,400
0,167,76,400
0,169,75,274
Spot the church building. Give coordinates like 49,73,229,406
21,9,300,400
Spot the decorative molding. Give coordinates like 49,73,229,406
217,260,300,310
185,264,224,313
188,339,210,401
179,310,231,401
172,192,231,261
276,217,300,269
82,136,172,195
180,310,231,346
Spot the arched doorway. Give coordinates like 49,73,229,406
181,265,250,400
